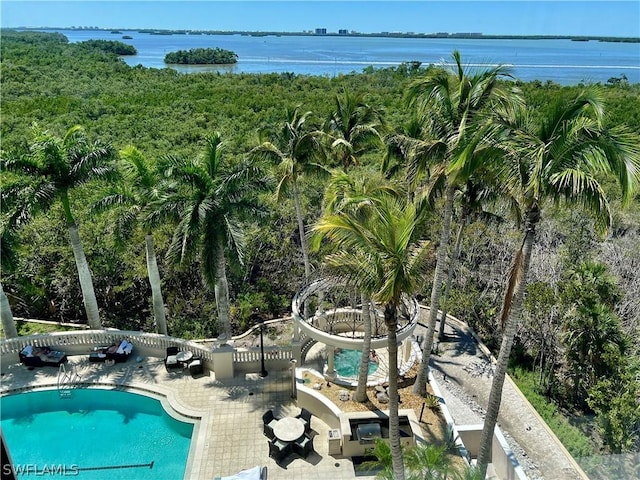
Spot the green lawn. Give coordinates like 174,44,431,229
1,320,76,339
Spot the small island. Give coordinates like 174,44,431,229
78,39,137,55
164,47,238,65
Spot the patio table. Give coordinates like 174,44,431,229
176,351,193,365
273,417,305,442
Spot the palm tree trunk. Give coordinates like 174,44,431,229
1,283,18,339
145,234,167,335
293,182,311,279
385,303,405,480
354,294,372,402
476,206,539,477
68,224,101,329
438,215,467,340
414,183,456,395
293,181,311,319
214,239,232,340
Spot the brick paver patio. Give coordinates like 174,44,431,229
0,355,373,479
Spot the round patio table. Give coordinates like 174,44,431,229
273,417,305,442
176,351,193,365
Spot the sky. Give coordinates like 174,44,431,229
1,1,639,37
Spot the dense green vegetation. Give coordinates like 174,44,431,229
77,39,137,55
164,47,238,65
2,30,640,465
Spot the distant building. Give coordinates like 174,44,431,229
452,32,482,37
338,29,348,35
315,28,327,35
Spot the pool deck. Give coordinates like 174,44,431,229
0,355,373,480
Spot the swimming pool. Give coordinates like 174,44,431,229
1,388,195,479
334,349,379,377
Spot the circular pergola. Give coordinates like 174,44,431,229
291,278,420,380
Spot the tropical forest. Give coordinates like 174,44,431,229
1,30,640,477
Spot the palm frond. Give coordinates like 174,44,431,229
548,169,611,236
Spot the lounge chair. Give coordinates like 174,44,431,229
96,340,133,363
215,466,267,480
164,346,181,372
297,407,312,433
19,345,67,367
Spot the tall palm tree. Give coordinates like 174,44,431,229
156,132,267,340
382,109,447,199
410,51,517,396
437,179,503,340
2,125,116,329
250,106,327,281
93,146,168,335
476,88,640,476
314,194,431,480
319,170,402,402
324,90,385,172
0,224,20,338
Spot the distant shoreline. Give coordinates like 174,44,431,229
10,26,640,44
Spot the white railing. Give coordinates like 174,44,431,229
233,346,292,363
0,330,215,362
1,329,297,376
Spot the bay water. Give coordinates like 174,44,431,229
47,29,640,85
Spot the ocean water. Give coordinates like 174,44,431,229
28,29,640,84
1,388,194,479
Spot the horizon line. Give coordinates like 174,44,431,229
4,26,639,41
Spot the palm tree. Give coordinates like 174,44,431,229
250,106,327,281
561,260,626,402
2,125,116,329
361,437,470,480
404,443,451,479
360,438,394,479
314,194,431,480
319,170,402,402
0,182,28,339
437,179,503,340
156,132,267,340
93,146,168,334
476,88,640,476
0,225,20,338
410,51,517,396
324,90,385,172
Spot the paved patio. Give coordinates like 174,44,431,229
0,354,374,480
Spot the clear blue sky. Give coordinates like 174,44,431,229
2,1,639,37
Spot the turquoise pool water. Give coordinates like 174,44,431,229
334,349,379,377
1,388,195,479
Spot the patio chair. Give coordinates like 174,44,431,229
297,407,312,433
293,434,314,458
164,346,181,372
268,439,291,464
264,423,275,440
188,357,204,376
262,410,278,438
